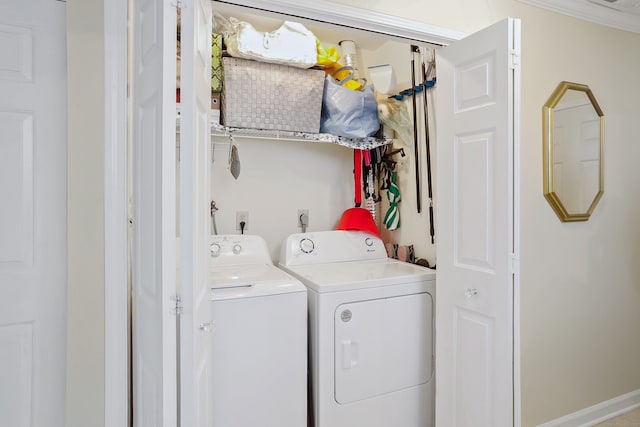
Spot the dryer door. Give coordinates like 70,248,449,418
334,292,433,404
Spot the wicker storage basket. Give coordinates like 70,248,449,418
221,57,325,133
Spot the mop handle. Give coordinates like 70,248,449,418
410,45,422,213
421,56,436,244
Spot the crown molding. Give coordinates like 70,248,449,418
518,0,640,33
213,0,467,45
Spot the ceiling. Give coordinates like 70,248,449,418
518,0,640,33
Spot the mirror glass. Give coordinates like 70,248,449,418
543,81,604,222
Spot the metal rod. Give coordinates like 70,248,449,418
410,45,421,213
420,52,436,244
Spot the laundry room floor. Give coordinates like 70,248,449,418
594,407,640,426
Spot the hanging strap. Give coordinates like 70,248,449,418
353,150,362,207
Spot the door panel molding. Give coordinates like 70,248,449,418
454,130,495,273
0,112,33,266
0,322,33,427
0,24,33,82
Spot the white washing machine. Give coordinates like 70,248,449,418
209,235,307,427
279,230,436,427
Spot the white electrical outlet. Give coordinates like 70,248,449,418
297,209,309,229
236,211,249,231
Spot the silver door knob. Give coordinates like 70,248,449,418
199,321,213,332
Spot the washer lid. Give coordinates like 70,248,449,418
280,258,435,293
210,264,306,300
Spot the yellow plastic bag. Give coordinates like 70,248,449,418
316,41,363,91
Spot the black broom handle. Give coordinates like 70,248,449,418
410,45,422,213
421,56,435,244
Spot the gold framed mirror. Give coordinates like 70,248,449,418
543,81,604,222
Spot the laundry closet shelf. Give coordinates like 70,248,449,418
210,123,391,150
176,109,390,149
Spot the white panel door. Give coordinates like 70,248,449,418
435,18,520,427
0,2,67,427
179,0,213,426
132,0,178,426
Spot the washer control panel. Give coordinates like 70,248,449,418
209,235,272,267
280,230,387,266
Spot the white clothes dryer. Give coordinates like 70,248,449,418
209,235,307,427
279,230,436,427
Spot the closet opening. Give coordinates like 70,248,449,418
196,1,442,265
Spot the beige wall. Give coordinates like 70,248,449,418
66,0,106,426
333,0,640,425
518,8,640,425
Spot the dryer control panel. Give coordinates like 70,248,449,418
280,230,387,266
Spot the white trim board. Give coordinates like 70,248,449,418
537,389,640,427
104,0,129,425
517,0,640,33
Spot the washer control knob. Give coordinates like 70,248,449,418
365,237,374,247
299,238,315,254
232,244,242,255
210,243,221,257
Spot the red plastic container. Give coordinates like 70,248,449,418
335,207,381,238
